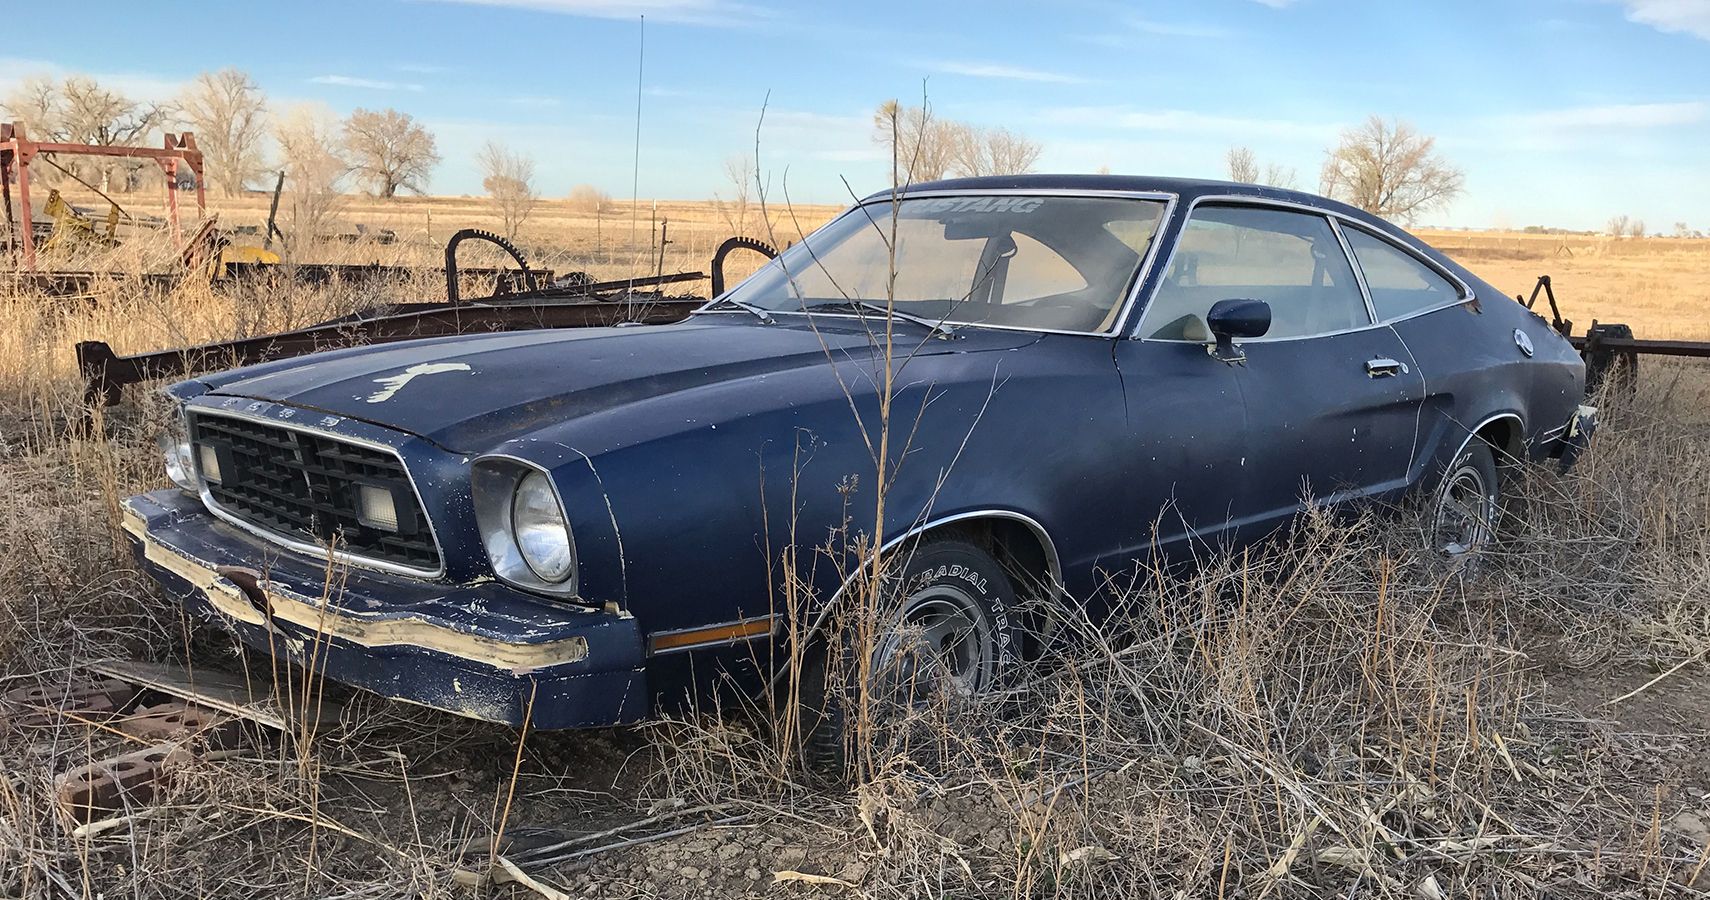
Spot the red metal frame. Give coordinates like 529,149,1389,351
1,121,207,271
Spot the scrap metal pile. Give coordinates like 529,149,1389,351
0,121,777,414
0,660,333,824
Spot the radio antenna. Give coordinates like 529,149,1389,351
627,14,645,292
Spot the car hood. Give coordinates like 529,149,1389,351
200,316,1039,452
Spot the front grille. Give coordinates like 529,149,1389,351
189,411,441,573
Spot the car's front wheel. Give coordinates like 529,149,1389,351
1432,439,1502,559
796,536,1018,781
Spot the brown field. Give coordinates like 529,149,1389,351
1419,228,1710,341
2,194,1708,898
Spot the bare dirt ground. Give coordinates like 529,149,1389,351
2,194,1709,898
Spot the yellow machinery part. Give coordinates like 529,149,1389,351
41,188,121,251
220,245,282,266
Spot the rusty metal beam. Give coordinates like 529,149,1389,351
78,296,701,407
492,269,706,301
4,263,553,298
1567,335,1710,358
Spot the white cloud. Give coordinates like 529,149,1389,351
925,60,1090,84
1040,106,1338,142
419,0,770,26
1125,18,1231,38
643,86,699,98
309,75,425,91
505,94,562,107
1076,16,1231,47
1497,100,1707,130
1617,0,1710,40
0,56,185,103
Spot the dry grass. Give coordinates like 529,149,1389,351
1,199,1708,897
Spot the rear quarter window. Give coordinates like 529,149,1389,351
1342,227,1464,321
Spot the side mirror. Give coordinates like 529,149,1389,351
1206,298,1270,362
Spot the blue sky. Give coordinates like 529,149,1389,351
4,0,1708,230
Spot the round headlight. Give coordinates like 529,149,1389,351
160,434,197,491
511,471,572,583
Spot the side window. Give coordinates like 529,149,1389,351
1143,206,1370,341
1341,227,1463,321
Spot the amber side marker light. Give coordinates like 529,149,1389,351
648,616,776,654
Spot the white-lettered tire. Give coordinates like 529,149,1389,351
796,536,1018,781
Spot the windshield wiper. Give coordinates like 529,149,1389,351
803,300,957,339
704,296,775,325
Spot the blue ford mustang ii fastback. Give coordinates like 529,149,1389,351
125,175,1595,744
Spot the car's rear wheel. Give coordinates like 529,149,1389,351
1432,440,1501,560
796,536,1017,781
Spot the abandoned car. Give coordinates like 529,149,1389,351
125,175,1596,744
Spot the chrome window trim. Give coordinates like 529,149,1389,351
470,452,584,601
1133,194,1479,343
694,190,1180,340
189,406,447,580
1334,219,1479,325
873,187,1179,201
1327,217,1380,325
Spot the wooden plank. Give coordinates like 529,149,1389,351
87,659,342,732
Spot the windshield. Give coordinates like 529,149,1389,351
720,195,1167,333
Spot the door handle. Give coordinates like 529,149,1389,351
1365,357,1406,378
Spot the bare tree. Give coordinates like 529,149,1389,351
873,101,1044,183
1674,221,1693,239
1261,164,1299,190
3,74,166,190
1627,218,1647,239
60,76,166,147
1,75,63,137
342,108,439,198
567,184,613,214
177,68,269,196
1606,215,1630,238
1225,145,1298,189
1226,146,1259,183
476,140,538,240
713,155,756,235
872,101,956,184
951,124,1042,177
1319,116,1463,222
275,104,348,247
1,76,68,187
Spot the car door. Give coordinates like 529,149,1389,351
1111,338,1250,564
1131,203,1428,538
1335,223,1504,487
